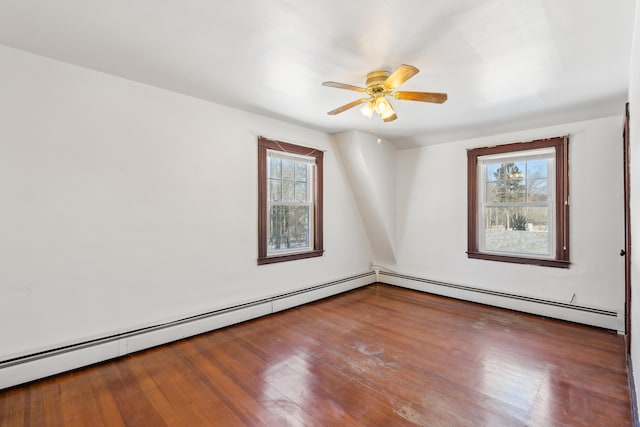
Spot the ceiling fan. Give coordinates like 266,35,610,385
322,64,447,122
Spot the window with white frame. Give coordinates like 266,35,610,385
258,137,323,264
467,136,569,268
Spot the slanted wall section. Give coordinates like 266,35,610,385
333,131,397,265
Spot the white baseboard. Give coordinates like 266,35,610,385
272,274,372,312
1,270,621,390
380,272,622,332
0,272,374,390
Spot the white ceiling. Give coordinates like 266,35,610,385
0,0,636,148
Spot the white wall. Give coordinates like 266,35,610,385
395,116,625,325
628,0,640,417
0,45,373,361
333,131,397,264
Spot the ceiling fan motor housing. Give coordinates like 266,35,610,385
365,70,391,89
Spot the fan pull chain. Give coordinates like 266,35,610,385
369,114,383,146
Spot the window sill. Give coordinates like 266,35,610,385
258,249,324,265
467,251,570,268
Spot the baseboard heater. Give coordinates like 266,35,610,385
379,271,621,331
0,272,375,390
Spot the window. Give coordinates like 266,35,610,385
467,136,569,268
258,137,323,264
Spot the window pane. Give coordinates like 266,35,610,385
487,162,526,203
282,180,294,202
269,157,281,179
485,163,500,181
483,206,550,255
526,159,549,202
282,158,294,181
268,205,310,251
527,159,548,178
295,182,307,203
527,177,548,202
487,161,525,181
295,162,307,182
268,178,281,202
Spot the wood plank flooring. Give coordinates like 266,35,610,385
0,284,632,426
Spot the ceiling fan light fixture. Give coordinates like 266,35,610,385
381,101,396,120
360,100,375,118
374,96,390,114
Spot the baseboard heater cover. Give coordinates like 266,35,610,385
379,271,621,331
0,272,375,390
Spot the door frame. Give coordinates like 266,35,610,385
624,102,631,355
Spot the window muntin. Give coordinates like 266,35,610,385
258,137,323,265
467,137,569,268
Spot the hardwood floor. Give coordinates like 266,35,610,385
0,284,632,426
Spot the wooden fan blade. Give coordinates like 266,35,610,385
327,98,368,115
394,91,448,103
322,81,367,92
383,64,419,90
